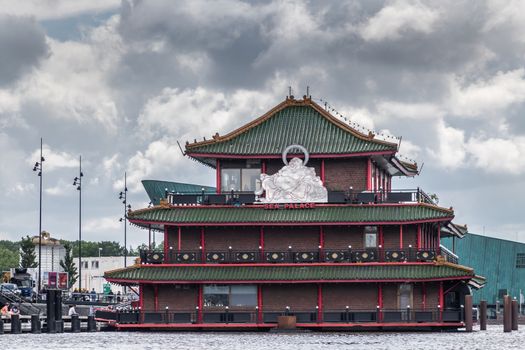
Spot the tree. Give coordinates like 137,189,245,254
0,245,19,272
59,242,78,290
19,235,37,268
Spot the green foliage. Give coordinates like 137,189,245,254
0,241,20,271
60,240,127,257
59,242,77,289
19,235,37,268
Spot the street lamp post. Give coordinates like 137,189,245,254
98,247,102,258
32,138,45,294
73,156,83,292
118,172,130,268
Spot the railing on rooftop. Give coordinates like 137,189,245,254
98,307,465,325
138,247,458,265
164,188,437,206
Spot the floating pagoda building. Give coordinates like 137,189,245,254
102,96,484,330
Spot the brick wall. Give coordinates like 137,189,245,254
156,284,198,311
403,225,418,248
382,284,398,309
262,284,317,311
323,226,364,249
324,158,367,192
322,284,378,309
142,284,154,310
382,225,400,248
205,227,260,250
263,226,319,250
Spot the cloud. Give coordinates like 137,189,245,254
467,136,525,175
427,119,467,169
0,15,48,85
84,216,120,233
28,144,78,172
0,0,120,20
376,100,444,119
448,69,525,117
359,1,440,41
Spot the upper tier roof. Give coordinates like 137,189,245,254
185,97,399,163
142,180,215,205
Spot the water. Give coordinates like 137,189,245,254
2,326,522,350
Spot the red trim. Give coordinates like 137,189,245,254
437,224,441,254
319,226,324,250
417,224,422,250
317,284,323,323
107,276,471,285
140,202,441,209
134,261,435,268
321,159,325,184
187,151,396,160
399,225,403,249
262,160,266,174
216,159,221,194
378,283,383,321
379,225,384,247
115,322,463,329
154,285,159,311
257,285,263,323
177,226,181,251
130,217,454,228
198,285,203,323
163,226,168,258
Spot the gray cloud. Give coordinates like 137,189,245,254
0,15,48,86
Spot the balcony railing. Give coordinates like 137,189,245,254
164,188,437,206
139,247,456,265
98,307,464,325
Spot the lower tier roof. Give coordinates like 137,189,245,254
127,203,454,228
105,263,474,285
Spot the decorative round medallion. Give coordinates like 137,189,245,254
182,254,190,260
392,252,399,258
331,253,339,259
282,144,309,166
272,253,279,259
242,253,249,260
152,254,159,260
301,253,309,259
212,253,219,260
422,252,429,258
362,252,369,259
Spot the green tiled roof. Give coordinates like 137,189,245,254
185,99,397,157
142,180,215,205
128,204,453,226
105,264,473,283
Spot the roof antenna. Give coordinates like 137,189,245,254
306,86,310,98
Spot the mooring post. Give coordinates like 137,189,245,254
503,295,512,332
480,300,487,331
87,315,97,332
465,295,473,332
11,314,21,334
0,316,4,334
31,314,41,333
71,314,81,333
512,298,519,331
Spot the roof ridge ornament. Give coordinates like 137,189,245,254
255,145,327,203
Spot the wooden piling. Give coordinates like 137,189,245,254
503,295,512,332
87,315,97,332
0,317,4,334
71,314,81,333
512,299,519,331
479,300,487,331
31,314,41,334
464,295,473,332
11,314,21,334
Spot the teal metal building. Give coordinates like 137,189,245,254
442,233,525,305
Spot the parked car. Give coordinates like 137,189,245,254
0,283,21,296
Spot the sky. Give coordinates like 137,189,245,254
1,0,525,249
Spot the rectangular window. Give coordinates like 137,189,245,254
203,285,257,307
398,284,412,309
221,168,261,192
364,226,378,248
516,253,525,268
91,261,99,269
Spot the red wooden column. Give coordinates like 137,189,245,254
257,285,263,323
417,224,422,249
437,224,441,254
366,159,372,190
422,282,426,309
439,281,444,321
317,284,323,323
320,159,325,184
216,159,221,194
154,285,159,312
378,283,383,322
379,226,384,247
319,226,324,260
200,227,206,263
164,226,169,258
139,283,144,310
259,227,265,261
177,226,182,251
261,160,267,174
197,285,203,323
399,225,403,249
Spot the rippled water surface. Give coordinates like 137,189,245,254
3,326,522,350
